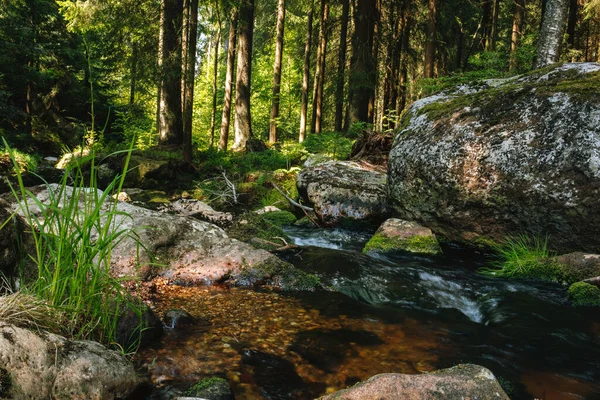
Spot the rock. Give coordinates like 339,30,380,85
56,148,91,169
115,301,163,350
123,155,169,188
164,309,195,329
388,63,600,253
4,184,317,290
552,252,600,283
318,364,509,400
112,191,132,202
160,199,233,228
303,154,334,168
297,161,390,227
0,199,34,281
184,377,235,400
0,323,140,399
363,218,441,255
255,205,281,214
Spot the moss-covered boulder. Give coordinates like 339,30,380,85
227,212,291,251
568,282,600,307
186,377,234,400
363,218,441,255
552,252,600,283
297,161,391,227
388,63,600,253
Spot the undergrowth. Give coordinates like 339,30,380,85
4,139,145,351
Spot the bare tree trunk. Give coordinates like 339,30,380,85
510,0,525,70
219,10,238,151
181,0,189,108
535,0,569,68
567,0,577,50
182,0,199,162
156,0,165,133
210,2,222,148
232,0,255,152
424,0,437,78
348,0,377,125
299,2,314,143
490,0,501,50
269,0,286,143
397,2,411,115
158,0,184,146
129,43,137,105
481,0,493,50
311,0,329,134
334,0,350,132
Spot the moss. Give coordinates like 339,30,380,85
186,377,228,396
226,212,290,246
471,236,500,251
236,258,321,291
0,367,11,397
262,211,297,227
568,282,600,307
363,233,441,255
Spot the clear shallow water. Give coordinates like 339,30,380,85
136,227,600,399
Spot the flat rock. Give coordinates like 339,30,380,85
318,364,509,400
363,218,441,255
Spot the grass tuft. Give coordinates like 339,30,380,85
0,291,65,333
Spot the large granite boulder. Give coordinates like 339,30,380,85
4,184,317,290
0,323,140,399
318,364,509,400
297,161,391,226
388,63,600,252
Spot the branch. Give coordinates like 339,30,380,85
271,183,313,212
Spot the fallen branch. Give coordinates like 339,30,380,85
583,276,600,287
271,183,313,212
252,237,299,252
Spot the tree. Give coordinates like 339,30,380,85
510,0,525,70
299,1,314,142
232,0,255,152
157,0,184,146
219,8,238,151
182,0,199,161
424,0,438,78
269,0,286,144
334,0,350,132
209,2,222,149
311,0,329,134
535,0,569,68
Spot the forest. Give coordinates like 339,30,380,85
2,0,600,399
1,0,599,158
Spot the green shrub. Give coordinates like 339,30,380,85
479,235,558,281
5,139,145,350
568,282,600,307
262,211,297,227
302,132,354,160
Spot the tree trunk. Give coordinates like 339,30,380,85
210,2,222,148
334,0,350,132
397,2,411,115
232,0,255,152
182,0,198,162
158,0,184,146
299,2,314,142
348,0,377,125
129,43,138,106
535,0,569,68
510,0,525,70
219,9,238,151
490,0,501,50
269,0,286,143
567,0,577,50
311,0,329,134
481,0,493,50
424,0,437,78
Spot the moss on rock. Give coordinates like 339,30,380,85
363,233,441,255
262,210,297,227
568,282,600,307
235,257,320,291
226,212,290,248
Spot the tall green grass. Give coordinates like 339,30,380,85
4,139,145,349
479,234,555,280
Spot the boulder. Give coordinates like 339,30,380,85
4,184,317,290
0,323,140,399
552,252,600,283
0,199,35,281
363,218,441,255
388,63,600,253
318,364,509,400
159,199,233,228
297,161,390,227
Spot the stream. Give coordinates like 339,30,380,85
136,227,600,399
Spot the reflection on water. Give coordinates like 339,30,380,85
136,228,600,400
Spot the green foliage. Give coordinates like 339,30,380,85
363,233,441,255
568,282,600,307
1,146,38,173
302,132,354,160
186,377,228,396
479,235,557,281
5,139,145,350
262,211,297,227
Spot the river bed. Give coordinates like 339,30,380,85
135,227,600,399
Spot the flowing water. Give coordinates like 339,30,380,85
136,227,600,399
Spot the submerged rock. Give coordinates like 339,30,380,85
297,161,390,227
363,218,441,255
388,63,600,253
0,323,140,399
164,309,195,329
184,377,235,400
318,364,509,400
4,184,317,290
